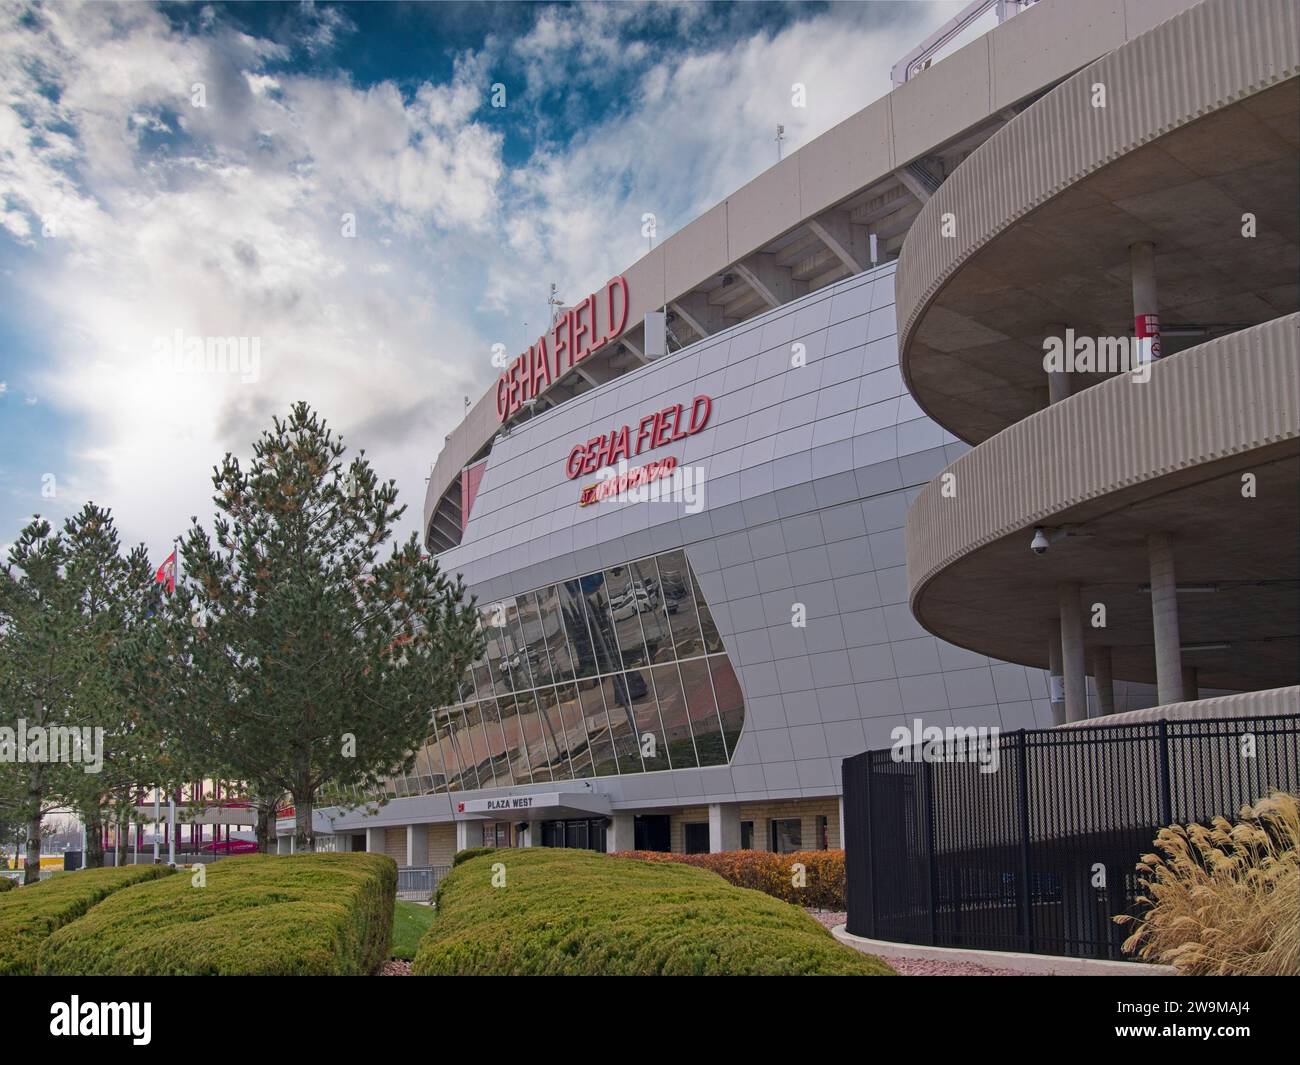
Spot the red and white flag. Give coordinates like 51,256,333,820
155,550,176,594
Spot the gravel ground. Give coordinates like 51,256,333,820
806,910,1023,976
378,960,412,976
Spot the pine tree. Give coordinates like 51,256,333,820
0,506,155,882
129,403,481,851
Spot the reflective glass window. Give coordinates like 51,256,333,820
559,580,598,679
656,550,704,658
537,585,577,683
679,658,728,767
577,572,621,675
476,699,514,790
631,557,674,663
410,549,747,793
649,663,697,769
603,565,651,669
577,677,619,777
600,673,646,773
514,691,554,785
461,702,491,790
709,655,746,758
536,685,572,781
443,706,477,791
495,693,532,787
555,682,593,780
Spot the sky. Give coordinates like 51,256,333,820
0,0,989,562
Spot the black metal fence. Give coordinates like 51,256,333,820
843,714,1299,959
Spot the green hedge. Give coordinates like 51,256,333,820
452,846,495,866
0,876,17,893
38,853,396,975
614,849,847,909
0,865,175,975
412,848,894,976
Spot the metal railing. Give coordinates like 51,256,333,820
843,714,1299,959
397,865,452,898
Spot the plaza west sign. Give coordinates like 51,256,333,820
456,791,611,817
495,275,630,423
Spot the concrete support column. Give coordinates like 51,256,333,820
519,823,539,848
1058,583,1087,723
1093,646,1116,717
408,825,428,866
708,804,742,853
1048,618,1065,726
454,819,478,853
1045,321,1072,403
365,827,384,854
1130,241,1161,363
1181,665,1198,703
606,813,635,854
1148,532,1185,705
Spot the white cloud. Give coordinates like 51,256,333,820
0,2,495,550
0,0,968,553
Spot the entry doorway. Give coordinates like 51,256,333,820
633,814,670,852
539,819,608,852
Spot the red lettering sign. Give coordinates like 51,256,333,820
496,276,630,422
565,394,713,480
579,456,679,507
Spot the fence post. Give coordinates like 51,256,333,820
1157,719,1173,827
921,756,938,946
863,752,875,938
1016,730,1033,953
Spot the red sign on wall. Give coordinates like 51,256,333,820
566,395,712,480
496,276,630,423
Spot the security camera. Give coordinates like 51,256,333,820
1030,527,1050,555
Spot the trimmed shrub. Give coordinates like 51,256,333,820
1117,791,1299,975
614,849,846,910
412,848,893,975
38,853,396,975
0,865,174,975
0,876,17,893
453,846,495,866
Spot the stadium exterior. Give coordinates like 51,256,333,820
284,0,1298,872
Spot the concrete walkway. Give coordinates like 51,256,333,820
833,926,1177,976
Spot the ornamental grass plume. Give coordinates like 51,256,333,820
1117,791,1299,975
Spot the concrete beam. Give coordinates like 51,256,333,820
850,183,911,225
894,164,937,204
733,253,794,309
808,210,871,274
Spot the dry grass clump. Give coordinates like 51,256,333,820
1117,791,1298,975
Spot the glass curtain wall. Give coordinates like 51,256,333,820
403,548,745,795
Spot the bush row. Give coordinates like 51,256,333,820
38,853,396,975
452,846,495,866
613,849,846,910
0,865,175,975
412,848,892,976
0,876,17,893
